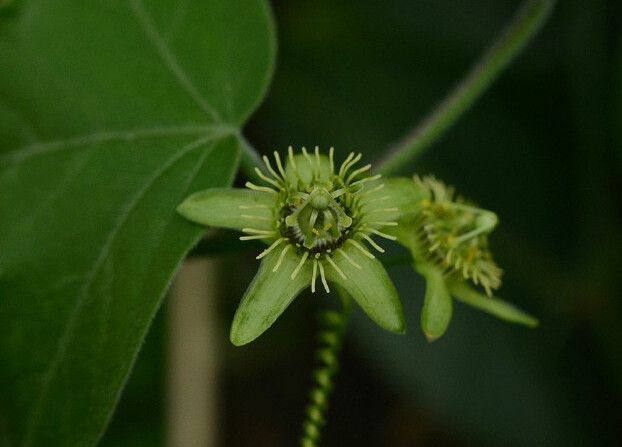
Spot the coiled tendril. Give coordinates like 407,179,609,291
299,303,349,447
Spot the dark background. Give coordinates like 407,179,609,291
101,0,622,445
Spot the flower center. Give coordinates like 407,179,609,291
282,186,354,253
242,146,397,293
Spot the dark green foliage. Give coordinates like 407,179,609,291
0,0,275,445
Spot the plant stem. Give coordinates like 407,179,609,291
238,134,263,183
299,294,351,447
375,0,556,176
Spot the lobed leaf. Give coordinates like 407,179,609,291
0,0,275,445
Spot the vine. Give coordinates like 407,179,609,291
299,294,351,447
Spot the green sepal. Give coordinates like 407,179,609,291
450,281,539,328
285,152,332,185
384,214,423,258
326,244,405,334
230,248,312,345
417,264,453,341
177,188,277,232
363,177,429,222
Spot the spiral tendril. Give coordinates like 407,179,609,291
299,304,350,447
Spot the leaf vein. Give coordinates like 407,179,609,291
23,135,216,445
0,124,234,167
129,0,222,122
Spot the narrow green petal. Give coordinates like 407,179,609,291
327,244,405,333
450,282,539,328
362,177,429,222
177,188,277,231
230,248,312,345
418,264,453,341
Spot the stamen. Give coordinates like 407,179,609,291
254,167,281,188
329,147,335,176
365,228,397,240
273,151,287,179
304,208,320,247
480,276,491,296
273,245,291,272
322,209,340,238
301,147,316,177
262,155,282,183
365,221,398,226
314,146,321,173
359,233,385,253
429,241,441,251
285,190,316,226
341,153,362,178
288,146,300,178
453,220,494,244
311,260,318,293
318,261,330,293
291,251,310,279
350,174,382,186
446,249,454,264
242,228,275,234
345,163,372,184
240,234,273,240
245,181,277,194
347,239,375,259
330,187,348,199
359,183,385,197
338,152,355,177
336,248,362,269
325,255,346,280
256,238,285,259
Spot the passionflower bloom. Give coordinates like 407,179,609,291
390,175,538,341
178,147,421,345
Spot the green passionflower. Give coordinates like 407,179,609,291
178,147,420,345
391,175,538,341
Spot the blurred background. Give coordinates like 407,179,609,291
99,0,622,445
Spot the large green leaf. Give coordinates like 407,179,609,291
0,0,275,445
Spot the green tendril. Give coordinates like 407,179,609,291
299,297,351,447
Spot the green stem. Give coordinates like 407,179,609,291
299,295,351,447
238,134,263,183
375,0,556,175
